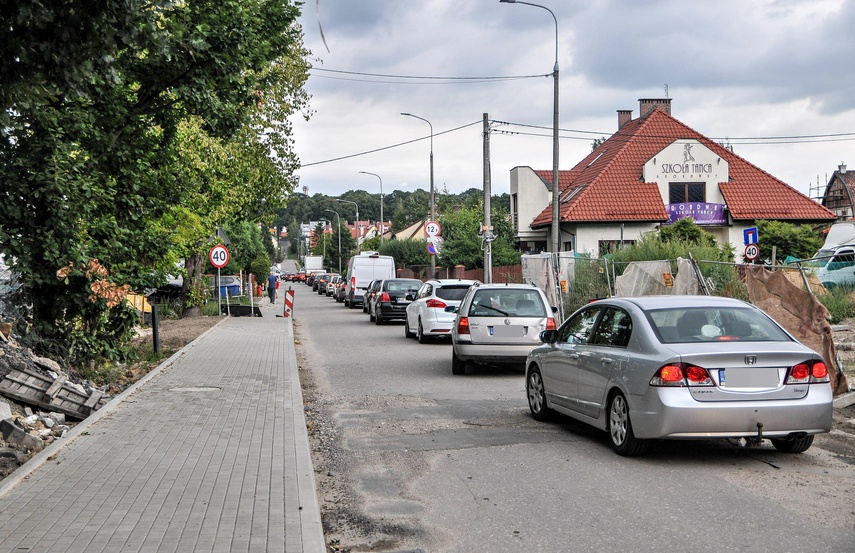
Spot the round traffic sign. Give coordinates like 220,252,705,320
427,241,437,255
744,243,759,261
424,221,441,237
209,244,230,268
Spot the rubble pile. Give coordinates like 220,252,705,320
0,326,107,480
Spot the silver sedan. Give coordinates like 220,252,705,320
525,295,833,456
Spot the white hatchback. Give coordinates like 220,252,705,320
404,279,477,343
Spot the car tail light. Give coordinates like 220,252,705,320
380,292,391,302
546,317,557,331
457,316,470,335
786,360,830,384
650,363,714,387
426,299,446,309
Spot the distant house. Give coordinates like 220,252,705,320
510,98,835,260
819,163,855,220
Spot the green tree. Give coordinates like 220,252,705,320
755,220,823,261
0,0,310,364
438,202,520,269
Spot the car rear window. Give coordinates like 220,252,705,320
436,285,471,301
468,289,545,317
647,306,792,343
384,280,422,292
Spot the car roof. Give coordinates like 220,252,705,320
427,279,478,286
598,295,751,310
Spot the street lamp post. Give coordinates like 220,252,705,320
359,171,384,242
401,112,436,277
324,209,342,274
500,0,560,253
334,198,359,251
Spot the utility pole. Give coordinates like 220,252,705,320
482,113,493,284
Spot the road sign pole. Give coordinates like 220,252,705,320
217,267,222,315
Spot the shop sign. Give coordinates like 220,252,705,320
665,202,727,225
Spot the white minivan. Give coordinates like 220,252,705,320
343,252,396,309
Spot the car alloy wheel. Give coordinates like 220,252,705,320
526,368,553,421
608,392,648,457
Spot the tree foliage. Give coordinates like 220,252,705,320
0,0,310,365
755,220,823,261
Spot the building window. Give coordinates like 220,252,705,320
669,182,705,203
511,193,518,232
599,240,636,256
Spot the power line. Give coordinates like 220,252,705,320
300,119,483,167
310,67,550,84
494,120,855,145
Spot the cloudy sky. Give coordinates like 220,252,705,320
290,0,854,203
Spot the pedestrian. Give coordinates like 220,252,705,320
275,278,280,300
256,282,262,298
267,271,277,304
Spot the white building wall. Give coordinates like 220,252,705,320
510,167,551,243
574,223,658,256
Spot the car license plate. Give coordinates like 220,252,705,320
490,325,524,337
721,367,780,387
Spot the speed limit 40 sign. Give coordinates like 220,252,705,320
744,243,759,261
209,244,230,268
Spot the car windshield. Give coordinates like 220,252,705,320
436,285,471,301
468,289,544,317
646,306,792,343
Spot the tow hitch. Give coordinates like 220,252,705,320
733,422,765,448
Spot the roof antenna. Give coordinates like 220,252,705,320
665,84,669,98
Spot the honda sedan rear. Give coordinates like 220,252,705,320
525,295,833,456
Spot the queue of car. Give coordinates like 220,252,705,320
304,255,835,457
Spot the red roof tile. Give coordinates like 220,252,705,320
530,109,834,227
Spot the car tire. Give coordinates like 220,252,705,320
608,392,649,457
369,309,375,322
451,350,466,375
770,435,814,453
526,367,554,421
348,294,356,309
417,320,429,344
375,313,383,325
404,319,415,339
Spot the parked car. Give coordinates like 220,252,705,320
405,279,477,343
335,275,351,303
326,274,341,297
369,278,423,324
312,273,329,292
282,272,296,282
525,295,833,457
317,273,334,295
450,283,556,375
362,279,382,312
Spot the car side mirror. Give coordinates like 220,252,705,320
445,305,458,313
405,293,414,301
551,306,558,313
540,329,559,344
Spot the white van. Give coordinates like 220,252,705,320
812,223,855,288
343,252,395,308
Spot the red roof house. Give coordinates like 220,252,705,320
512,98,834,258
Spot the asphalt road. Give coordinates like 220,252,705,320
292,284,855,553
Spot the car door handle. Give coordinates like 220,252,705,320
600,357,614,365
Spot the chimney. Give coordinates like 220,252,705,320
617,110,632,129
639,98,672,117
839,162,847,174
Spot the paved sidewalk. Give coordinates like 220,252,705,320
0,299,324,552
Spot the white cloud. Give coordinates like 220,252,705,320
291,0,855,200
